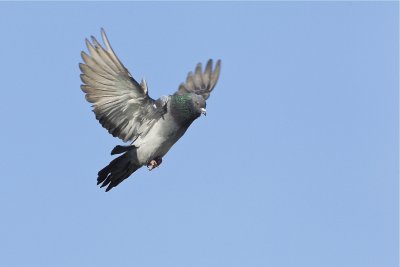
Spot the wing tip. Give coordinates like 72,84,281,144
215,59,221,70
100,27,108,47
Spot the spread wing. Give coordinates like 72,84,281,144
176,59,221,100
80,29,166,142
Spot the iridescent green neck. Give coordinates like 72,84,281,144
171,94,198,125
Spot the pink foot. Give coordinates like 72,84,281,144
147,157,163,171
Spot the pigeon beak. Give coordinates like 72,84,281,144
200,108,207,116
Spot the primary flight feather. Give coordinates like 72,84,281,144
80,29,221,192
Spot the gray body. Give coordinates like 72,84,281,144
134,98,189,165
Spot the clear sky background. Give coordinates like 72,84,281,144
0,2,397,267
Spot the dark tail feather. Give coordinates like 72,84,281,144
97,152,141,192
111,145,136,155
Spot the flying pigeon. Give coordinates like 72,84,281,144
79,29,221,192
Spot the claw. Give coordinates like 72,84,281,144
147,160,157,171
147,157,163,171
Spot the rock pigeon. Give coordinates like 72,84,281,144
79,29,221,192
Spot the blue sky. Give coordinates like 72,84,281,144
0,2,397,267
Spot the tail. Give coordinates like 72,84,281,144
97,148,141,192
110,145,136,155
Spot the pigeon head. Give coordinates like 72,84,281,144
171,93,207,125
191,93,207,116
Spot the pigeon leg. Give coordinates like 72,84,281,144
147,157,163,171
